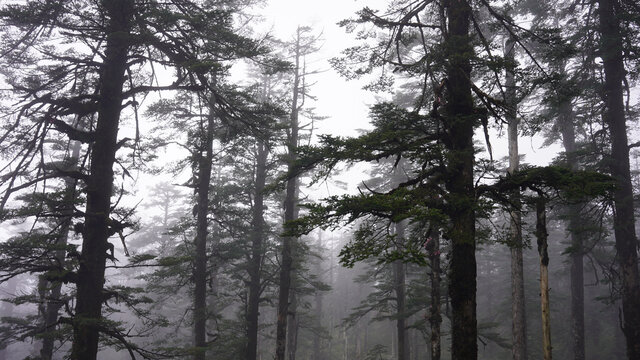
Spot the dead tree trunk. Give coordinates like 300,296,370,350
505,35,528,360
536,198,552,360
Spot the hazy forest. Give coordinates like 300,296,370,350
0,0,639,359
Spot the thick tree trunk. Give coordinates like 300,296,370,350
41,140,81,360
246,141,267,360
393,222,409,360
536,198,552,360
505,36,528,360
428,232,442,360
70,1,133,358
444,2,477,359
193,101,216,360
597,1,640,359
276,28,302,360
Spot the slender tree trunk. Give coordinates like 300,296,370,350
276,26,302,360
557,77,585,360
393,222,409,360
192,99,216,360
505,36,528,360
71,2,133,358
247,141,267,360
428,232,442,360
313,249,324,360
41,140,82,360
597,1,640,359
445,2,477,359
536,198,552,360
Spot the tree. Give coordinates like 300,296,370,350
595,1,640,358
0,1,263,358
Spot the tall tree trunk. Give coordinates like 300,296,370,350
313,237,324,360
41,140,82,360
428,232,442,360
276,26,302,360
193,99,216,360
444,2,477,359
557,76,585,360
247,141,267,360
597,1,640,358
71,1,133,358
393,222,409,360
536,198,552,360
505,36,528,360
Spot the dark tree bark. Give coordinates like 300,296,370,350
505,36,528,360
193,101,216,360
597,1,640,358
276,26,302,360
70,1,133,358
444,1,477,359
246,140,267,360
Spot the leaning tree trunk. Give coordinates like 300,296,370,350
444,1,477,359
536,198,552,360
41,139,82,360
276,26,303,360
246,140,267,360
70,1,133,358
193,99,216,360
597,1,640,359
505,35,528,360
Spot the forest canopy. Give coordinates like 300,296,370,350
0,1,638,360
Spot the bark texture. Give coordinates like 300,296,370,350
445,1,477,359
597,1,640,359
70,1,133,358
